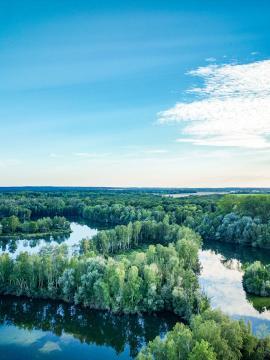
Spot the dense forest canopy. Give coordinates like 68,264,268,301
1,190,270,247
1,189,270,359
0,226,204,319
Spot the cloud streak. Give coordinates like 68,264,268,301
73,152,111,158
159,60,270,149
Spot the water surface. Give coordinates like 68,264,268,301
200,240,270,336
0,222,97,257
1,222,270,358
0,296,178,360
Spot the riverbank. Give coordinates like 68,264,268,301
0,229,72,240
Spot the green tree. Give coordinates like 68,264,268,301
188,340,216,360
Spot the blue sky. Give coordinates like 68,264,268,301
1,0,270,187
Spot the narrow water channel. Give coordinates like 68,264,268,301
0,222,98,258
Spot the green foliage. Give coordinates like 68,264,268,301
188,340,216,360
80,220,201,263
243,261,270,296
196,195,270,249
137,309,270,360
218,195,270,222
0,215,70,236
0,232,205,319
1,190,270,358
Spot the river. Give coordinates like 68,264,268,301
0,222,270,358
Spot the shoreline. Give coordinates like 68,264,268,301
0,229,72,240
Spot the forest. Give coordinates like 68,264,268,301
0,189,270,359
1,191,270,247
0,227,204,319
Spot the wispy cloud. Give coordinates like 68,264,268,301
49,153,63,158
73,152,111,158
159,60,270,149
143,149,169,154
0,158,22,168
205,57,216,62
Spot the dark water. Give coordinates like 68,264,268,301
0,296,178,360
200,240,270,336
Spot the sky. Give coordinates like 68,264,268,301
0,0,270,187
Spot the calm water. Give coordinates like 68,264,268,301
0,296,178,360
0,222,98,257
200,240,270,336
0,222,179,359
1,223,270,358
162,191,230,198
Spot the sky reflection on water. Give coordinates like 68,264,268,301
0,222,97,258
199,243,270,336
0,296,177,360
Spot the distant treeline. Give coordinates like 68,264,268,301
1,192,270,247
196,195,270,249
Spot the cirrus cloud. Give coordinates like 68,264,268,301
158,60,270,149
